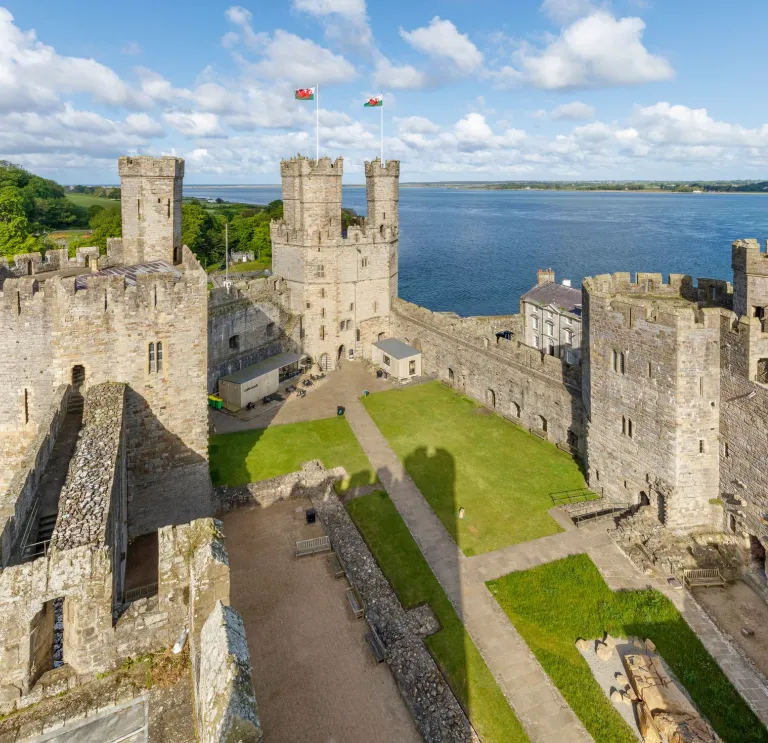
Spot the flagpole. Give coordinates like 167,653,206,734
380,92,384,165
316,83,320,162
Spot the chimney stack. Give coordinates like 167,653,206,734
537,268,555,286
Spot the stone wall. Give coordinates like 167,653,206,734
207,278,301,393
0,384,70,566
583,274,721,529
0,244,211,538
196,601,262,743
392,298,585,455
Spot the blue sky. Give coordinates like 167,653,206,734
2,0,768,183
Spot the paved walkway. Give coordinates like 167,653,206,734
345,396,768,739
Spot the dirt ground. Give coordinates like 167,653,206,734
220,499,420,743
694,580,768,678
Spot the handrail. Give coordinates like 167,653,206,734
124,582,159,603
22,538,50,562
550,488,598,505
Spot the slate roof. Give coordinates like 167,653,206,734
521,282,582,315
221,352,304,385
373,338,421,360
74,261,181,289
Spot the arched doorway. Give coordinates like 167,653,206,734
318,354,331,371
337,345,345,361
537,415,547,432
639,491,650,507
510,401,521,418
486,389,496,409
71,365,85,390
447,368,455,385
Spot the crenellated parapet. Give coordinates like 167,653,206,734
280,155,343,178
732,238,768,276
118,155,184,179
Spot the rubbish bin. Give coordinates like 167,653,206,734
337,405,345,416
363,390,369,397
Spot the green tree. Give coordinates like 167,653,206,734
0,186,38,258
71,207,121,252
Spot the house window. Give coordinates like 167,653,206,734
532,315,539,330
157,342,163,373
547,340,555,356
361,257,368,268
565,350,575,365
409,360,416,375
545,321,554,337
267,322,275,337
383,355,391,366
148,342,155,373
564,329,573,345
533,335,539,349
315,264,325,278
229,335,240,351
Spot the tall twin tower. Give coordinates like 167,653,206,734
271,156,400,370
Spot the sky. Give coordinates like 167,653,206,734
2,0,768,184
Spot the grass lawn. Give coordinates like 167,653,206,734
362,381,588,555
49,229,90,242
348,491,529,743
209,417,375,493
487,554,768,743
65,193,121,209
230,259,272,273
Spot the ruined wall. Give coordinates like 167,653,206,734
583,273,721,529
207,278,301,393
271,156,398,368
392,299,585,454
0,246,211,537
0,385,70,566
196,601,262,743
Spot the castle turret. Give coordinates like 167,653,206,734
365,158,399,241
732,238,768,319
118,156,184,266
280,156,343,240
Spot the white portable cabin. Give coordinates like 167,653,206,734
372,338,422,381
217,352,303,409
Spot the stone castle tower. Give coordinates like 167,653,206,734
731,239,768,383
118,156,184,265
271,156,399,369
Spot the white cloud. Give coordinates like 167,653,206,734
292,0,367,22
0,8,148,112
401,17,483,75
551,101,595,120
124,113,164,137
224,6,266,49
374,58,429,90
395,116,442,135
517,12,674,89
541,0,597,24
121,41,142,56
162,111,225,138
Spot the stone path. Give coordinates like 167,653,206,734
345,399,594,743
345,397,768,738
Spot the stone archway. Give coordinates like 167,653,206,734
486,389,496,409
337,345,345,361
318,354,331,372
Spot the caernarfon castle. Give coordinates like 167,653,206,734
0,152,767,737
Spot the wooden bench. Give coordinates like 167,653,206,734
327,552,345,579
683,568,726,589
346,586,365,619
365,622,387,663
295,535,331,558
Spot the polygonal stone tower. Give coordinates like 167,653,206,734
271,155,399,370
118,156,184,266
731,239,768,383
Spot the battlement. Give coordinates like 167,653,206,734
584,272,694,297
270,219,398,247
118,155,184,179
364,158,400,177
280,155,343,177
732,238,768,275
0,247,101,279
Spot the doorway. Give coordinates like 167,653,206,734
337,345,345,361
71,365,85,390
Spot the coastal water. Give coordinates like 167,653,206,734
185,186,768,317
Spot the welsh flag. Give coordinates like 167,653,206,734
364,95,383,107
295,88,315,101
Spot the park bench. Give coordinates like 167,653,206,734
365,621,387,663
327,551,345,579
346,586,365,619
683,568,726,589
295,535,331,558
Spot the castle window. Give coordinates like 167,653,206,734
167,199,170,219
647,362,653,378
710,286,717,301
383,355,391,367
137,199,141,219
724,441,730,458
699,439,705,454
622,416,633,437
156,342,163,373
448,368,455,382
537,415,548,432
646,279,654,291
229,335,240,351
361,257,368,268
267,322,275,337
315,264,325,279
619,351,626,374
321,307,326,318
511,401,520,418
320,326,325,340
700,376,704,396
349,303,354,311
373,301,378,313
306,302,311,309
356,329,361,341
753,306,765,319
23,388,29,424
320,288,326,298
148,343,155,373
612,349,618,372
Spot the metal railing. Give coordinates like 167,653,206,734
550,488,599,506
22,538,51,562
572,502,632,528
124,582,159,604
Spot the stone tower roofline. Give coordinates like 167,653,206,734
269,218,398,246
280,155,343,177
118,155,184,179
364,157,400,176
732,238,768,275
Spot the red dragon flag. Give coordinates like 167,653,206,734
295,87,315,101
364,94,383,107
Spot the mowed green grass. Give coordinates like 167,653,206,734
488,555,768,743
65,193,120,209
348,491,530,743
362,381,587,554
209,417,375,492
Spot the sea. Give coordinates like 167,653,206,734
184,185,768,318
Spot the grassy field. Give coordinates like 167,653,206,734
488,554,768,743
231,259,271,273
49,229,90,242
65,193,120,209
348,491,529,743
362,381,588,555
209,417,375,492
